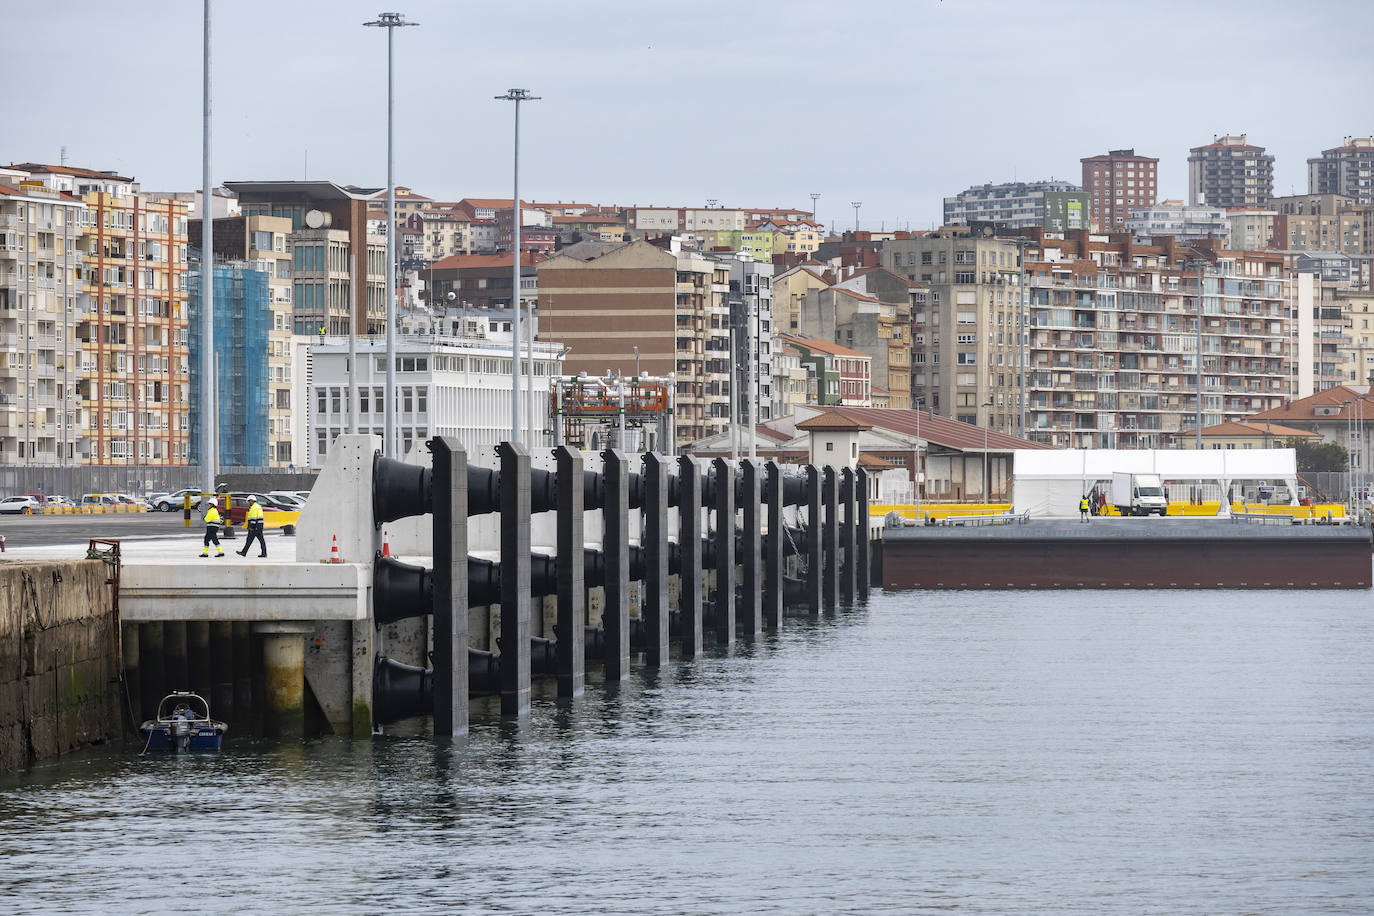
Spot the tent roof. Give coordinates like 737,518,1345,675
1011,448,1296,478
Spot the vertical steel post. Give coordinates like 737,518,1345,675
763,461,784,627
498,440,530,716
677,455,704,657
711,457,736,644
555,446,585,696
856,467,871,598
739,459,762,636
602,449,631,679
839,467,857,604
643,452,671,665
431,436,468,735
822,466,839,609
805,465,822,616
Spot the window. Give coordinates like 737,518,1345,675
825,442,834,451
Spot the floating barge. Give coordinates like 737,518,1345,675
882,518,1372,589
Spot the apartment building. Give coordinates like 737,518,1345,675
1308,138,1374,205
777,334,871,408
943,180,1089,231
0,178,87,465
880,229,1025,432
1019,232,1289,448
1126,201,1230,244
1080,149,1159,230
723,254,776,422
772,264,832,335
1226,208,1277,250
1269,194,1371,256
1188,134,1275,208
227,181,386,336
797,267,914,410
426,252,538,311
536,238,731,447
409,205,473,260
190,213,297,464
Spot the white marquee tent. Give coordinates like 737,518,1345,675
1011,448,1300,518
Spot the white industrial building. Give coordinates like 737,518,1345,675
300,308,565,468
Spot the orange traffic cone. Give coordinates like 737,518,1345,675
381,530,392,558
328,535,341,563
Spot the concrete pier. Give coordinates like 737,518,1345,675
255,622,311,738
839,468,857,604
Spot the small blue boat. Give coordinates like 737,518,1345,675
139,692,228,752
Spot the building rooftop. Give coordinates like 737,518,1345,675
808,406,1053,453
7,162,135,182
778,333,870,360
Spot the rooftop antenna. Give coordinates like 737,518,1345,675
59,146,68,167
304,148,308,180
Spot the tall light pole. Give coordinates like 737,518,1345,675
851,201,862,232
1193,258,1207,450
982,398,994,504
200,0,215,496
364,11,418,458
809,193,820,224
496,88,539,447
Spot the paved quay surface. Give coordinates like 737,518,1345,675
0,513,303,564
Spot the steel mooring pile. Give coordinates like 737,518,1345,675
371,439,875,734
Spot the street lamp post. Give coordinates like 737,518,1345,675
809,193,820,224
496,88,539,447
982,398,994,505
364,11,419,458
200,0,216,495
851,201,862,232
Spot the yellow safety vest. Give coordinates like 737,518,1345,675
247,503,264,522
1079,498,1089,511
205,506,221,525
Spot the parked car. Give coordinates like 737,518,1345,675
0,495,43,514
150,488,203,512
79,493,118,508
221,492,299,527
266,492,305,509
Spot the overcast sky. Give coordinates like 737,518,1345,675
6,0,1371,231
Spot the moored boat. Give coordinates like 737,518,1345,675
139,692,228,752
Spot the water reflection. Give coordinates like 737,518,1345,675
3,590,1373,912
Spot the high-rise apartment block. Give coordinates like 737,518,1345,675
1188,135,1274,208
1018,232,1288,448
1126,202,1230,244
0,176,87,465
537,238,734,447
943,180,1089,231
227,181,386,336
1080,149,1159,230
1308,138,1374,205
880,229,1025,432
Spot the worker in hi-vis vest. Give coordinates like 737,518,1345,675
238,495,267,558
201,498,225,557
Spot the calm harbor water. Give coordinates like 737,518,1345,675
3,589,1373,913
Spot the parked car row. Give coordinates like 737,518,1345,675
1,488,312,516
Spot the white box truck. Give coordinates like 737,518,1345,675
1111,472,1168,516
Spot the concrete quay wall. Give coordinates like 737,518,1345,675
0,560,121,770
